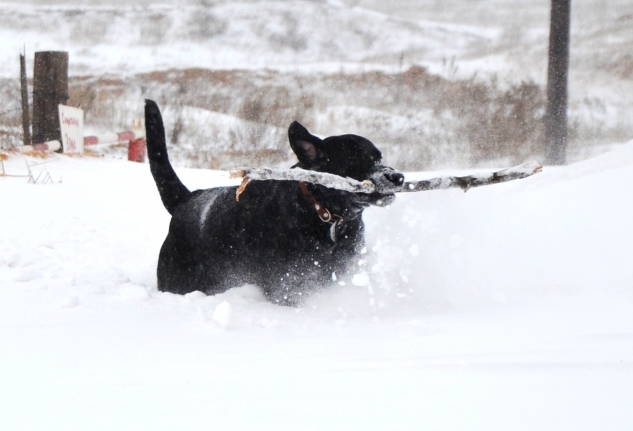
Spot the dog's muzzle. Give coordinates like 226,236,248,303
366,166,404,207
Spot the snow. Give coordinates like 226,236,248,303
1,0,632,427
1,141,633,430
212,300,232,329
0,1,486,77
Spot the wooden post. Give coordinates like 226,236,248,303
544,0,571,165
32,51,69,147
20,50,32,146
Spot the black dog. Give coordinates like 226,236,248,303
145,100,404,305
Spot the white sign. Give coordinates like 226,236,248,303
58,104,84,154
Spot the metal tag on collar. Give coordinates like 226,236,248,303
329,220,338,243
317,205,332,223
328,216,345,243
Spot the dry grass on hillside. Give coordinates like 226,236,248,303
66,66,549,169
1,66,628,170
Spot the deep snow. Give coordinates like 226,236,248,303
1,0,632,428
1,141,632,430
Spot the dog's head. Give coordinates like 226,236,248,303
288,121,404,216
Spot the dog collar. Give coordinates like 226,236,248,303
299,181,345,243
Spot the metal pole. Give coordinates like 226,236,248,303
544,0,571,165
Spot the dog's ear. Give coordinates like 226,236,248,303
288,121,323,165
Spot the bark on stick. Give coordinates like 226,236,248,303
230,161,542,195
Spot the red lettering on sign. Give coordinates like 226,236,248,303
65,133,77,151
61,112,80,127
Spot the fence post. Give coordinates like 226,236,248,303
544,0,571,165
32,51,69,148
20,50,31,146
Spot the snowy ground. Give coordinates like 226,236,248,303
1,0,632,428
1,141,633,430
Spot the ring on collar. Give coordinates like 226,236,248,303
299,181,345,242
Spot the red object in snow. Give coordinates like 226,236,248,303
83,130,144,147
18,123,146,162
83,130,146,163
127,138,146,163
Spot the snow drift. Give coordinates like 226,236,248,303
1,141,632,430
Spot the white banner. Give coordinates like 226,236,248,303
58,104,84,154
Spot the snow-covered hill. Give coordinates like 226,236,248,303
0,1,488,77
2,0,631,166
2,0,632,105
1,141,632,430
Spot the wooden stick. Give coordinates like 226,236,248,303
400,161,543,193
229,161,543,196
230,167,376,193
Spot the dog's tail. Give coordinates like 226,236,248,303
145,99,190,215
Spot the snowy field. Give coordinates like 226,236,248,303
1,140,633,430
1,0,633,429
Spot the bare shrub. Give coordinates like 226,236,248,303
139,12,172,45
225,125,288,168
0,78,24,149
456,80,545,164
0,111,22,149
65,65,628,170
186,11,228,40
603,54,633,80
350,24,377,49
267,12,307,52
70,11,113,43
